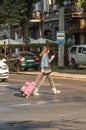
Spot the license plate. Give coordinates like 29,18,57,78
26,60,34,62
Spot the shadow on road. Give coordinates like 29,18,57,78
0,119,85,130
0,120,56,130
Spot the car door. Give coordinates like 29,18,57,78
76,47,83,64
81,47,86,65
77,47,86,65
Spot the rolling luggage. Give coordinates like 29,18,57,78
20,72,42,99
23,81,36,98
20,81,31,94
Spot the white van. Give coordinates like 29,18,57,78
68,45,86,68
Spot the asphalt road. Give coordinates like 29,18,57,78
0,74,86,130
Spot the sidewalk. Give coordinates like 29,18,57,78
15,71,86,81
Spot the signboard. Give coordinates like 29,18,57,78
56,31,65,44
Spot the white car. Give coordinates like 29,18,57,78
68,45,86,68
0,60,9,81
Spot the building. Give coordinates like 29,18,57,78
0,0,86,45
30,0,86,45
30,0,59,41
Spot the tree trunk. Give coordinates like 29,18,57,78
20,20,30,44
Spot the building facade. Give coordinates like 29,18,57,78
0,0,86,45
30,0,86,45
30,0,59,41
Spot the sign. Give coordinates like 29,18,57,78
56,31,65,44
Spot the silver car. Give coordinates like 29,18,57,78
0,59,9,81
68,45,86,68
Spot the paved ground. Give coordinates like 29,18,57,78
0,73,86,130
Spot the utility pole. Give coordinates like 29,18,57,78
3,41,8,58
58,7,65,67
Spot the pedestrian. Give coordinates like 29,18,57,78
33,45,61,96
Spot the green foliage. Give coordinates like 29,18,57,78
82,0,86,8
0,0,41,24
0,43,58,50
55,0,85,7
75,0,84,7
0,0,41,44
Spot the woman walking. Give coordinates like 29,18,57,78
33,45,61,96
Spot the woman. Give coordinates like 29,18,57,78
33,45,61,96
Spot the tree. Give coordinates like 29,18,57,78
0,0,41,43
82,0,86,16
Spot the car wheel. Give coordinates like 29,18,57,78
71,59,78,69
24,68,28,71
1,79,8,82
34,66,40,71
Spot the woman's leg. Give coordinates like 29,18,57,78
47,74,55,88
47,74,61,94
33,74,46,95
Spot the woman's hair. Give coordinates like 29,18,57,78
39,45,50,57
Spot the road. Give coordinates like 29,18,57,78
0,73,86,130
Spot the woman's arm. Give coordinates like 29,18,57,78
49,53,55,63
41,54,46,72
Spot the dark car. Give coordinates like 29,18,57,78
6,51,40,72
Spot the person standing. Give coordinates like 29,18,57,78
33,45,61,96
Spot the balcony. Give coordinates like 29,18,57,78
72,12,83,18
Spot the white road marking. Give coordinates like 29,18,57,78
11,103,31,107
0,92,8,95
10,99,60,107
37,100,60,104
0,83,21,87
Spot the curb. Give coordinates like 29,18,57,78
11,71,86,81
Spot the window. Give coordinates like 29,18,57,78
83,47,86,51
70,47,77,54
78,47,82,53
82,47,86,54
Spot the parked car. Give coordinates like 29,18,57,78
0,60,9,82
6,51,40,72
68,45,86,68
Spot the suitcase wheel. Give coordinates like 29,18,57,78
23,93,25,97
26,95,29,99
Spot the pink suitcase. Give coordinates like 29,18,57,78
20,73,42,98
24,81,36,98
20,81,31,94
